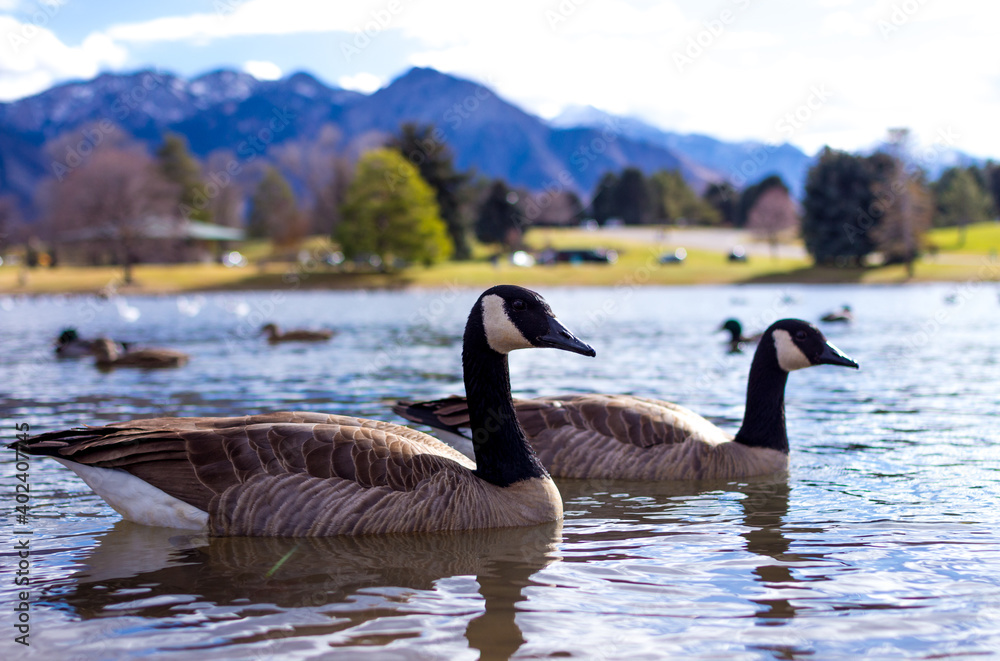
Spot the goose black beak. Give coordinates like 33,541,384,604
816,341,858,369
536,316,596,357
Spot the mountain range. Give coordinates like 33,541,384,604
0,66,819,219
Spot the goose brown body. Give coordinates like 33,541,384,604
395,319,858,482
24,412,559,535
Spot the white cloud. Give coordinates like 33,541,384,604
337,72,384,94
242,60,282,80
0,16,127,100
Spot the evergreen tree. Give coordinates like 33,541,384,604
615,167,655,225
801,148,895,266
475,180,523,249
336,148,453,268
703,182,740,226
589,172,619,223
156,133,211,222
388,123,472,260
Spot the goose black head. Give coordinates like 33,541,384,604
766,319,858,372
474,285,596,357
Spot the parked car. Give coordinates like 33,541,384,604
538,248,618,265
728,246,748,263
659,247,687,264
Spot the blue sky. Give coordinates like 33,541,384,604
2,0,998,159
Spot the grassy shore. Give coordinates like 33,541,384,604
3,224,998,295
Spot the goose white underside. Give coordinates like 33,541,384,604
54,458,209,530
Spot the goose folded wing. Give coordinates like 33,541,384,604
16,412,476,513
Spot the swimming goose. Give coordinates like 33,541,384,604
93,338,189,369
261,323,334,343
14,285,595,536
394,319,858,481
55,328,128,358
719,318,762,353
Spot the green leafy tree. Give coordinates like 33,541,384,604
156,133,211,222
801,148,895,266
388,123,472,260
336,148,453,268
248,167,305,246
933,167,993,246
649,169,720,225
475,180,524,249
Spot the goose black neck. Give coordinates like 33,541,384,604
463,310,547,487
734,335,790,453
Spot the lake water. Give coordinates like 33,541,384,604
2,283,999,660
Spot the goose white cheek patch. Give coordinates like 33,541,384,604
482,294,532,353
773,329,812,371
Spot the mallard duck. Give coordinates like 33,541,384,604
719,318,762,353
260,323,334,343
54,328,127,358
820,305,853,323
93,338,189,369
395,319,858,481
13,285,595,536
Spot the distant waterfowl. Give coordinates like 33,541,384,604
395,319,858,481
820,305,853,323
261,323,335,343
719,318,762,353
55,328,128,358
14,285,595,536
93,338,189,369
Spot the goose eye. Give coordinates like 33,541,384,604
795,330,807,340
511,299,527,312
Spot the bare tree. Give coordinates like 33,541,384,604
746,186,799,259
875,128,932,277
44,146,178,283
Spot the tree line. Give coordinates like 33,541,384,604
2,121,997,274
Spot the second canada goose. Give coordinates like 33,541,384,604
13,285,595,536
719,318,762,353
92,338,189,369
261,323,334,343
394,319,858,481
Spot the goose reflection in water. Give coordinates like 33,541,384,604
555,477,817,635
51,521,561,659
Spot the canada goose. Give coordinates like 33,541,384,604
260,322,335,343
719,318,762,353
93,338,189,369
394,318,858,481
820,305,853,323
55,328,129,358
13,285,595,536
